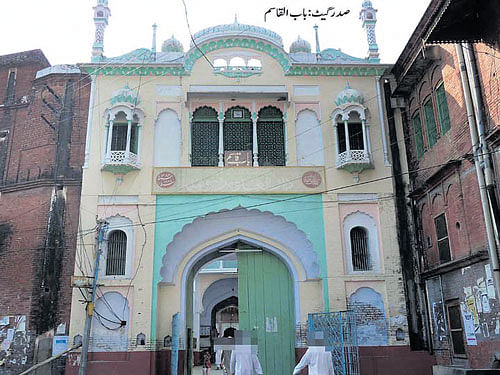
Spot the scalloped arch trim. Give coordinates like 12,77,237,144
159,207,321,284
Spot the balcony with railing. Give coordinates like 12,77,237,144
336,149,372,173
102,150,141,174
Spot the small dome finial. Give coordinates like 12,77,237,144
234,14,238,24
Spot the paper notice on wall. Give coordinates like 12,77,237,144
482,294,492,313
461,304,478,346
485,264,496,299
52,336,69,356
463,286,472,297
0,316,9,326
466,296,480,325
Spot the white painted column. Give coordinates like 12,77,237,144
106,118,114,161
252,101,258,167
334,122,340,157
361,119,368,156
125,119,132,155
136,124,143,164
283,102,288,165
218,103,224,167
343,120,351,152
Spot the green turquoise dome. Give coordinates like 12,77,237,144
289,36,311,54
162,35,184,53
335,83,364,107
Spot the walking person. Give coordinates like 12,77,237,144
293,331,335,375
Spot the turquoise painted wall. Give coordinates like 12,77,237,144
151,194,327,339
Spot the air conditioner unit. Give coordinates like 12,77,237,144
391,97,406,109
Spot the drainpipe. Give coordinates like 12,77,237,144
463,42,500,236
456,44,500,298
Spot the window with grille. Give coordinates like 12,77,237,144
337,123,364,153
435,83,451,135
434,213,451,263
350,226,371,271
412,113,425,159
423,98,438,148
106,230,127,276
257,106,285,166
191,106,219,166
224,106,252,152
447,302,466,357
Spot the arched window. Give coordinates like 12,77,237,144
257,106,285,166
224,106,253,153
214,58,227,68
343,210,380,273
350,227,371,271
191,107,219,166
154,109,181,166
295,110,324,166
229,57,245,67
106,230,127,276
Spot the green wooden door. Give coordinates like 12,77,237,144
238,251,295,375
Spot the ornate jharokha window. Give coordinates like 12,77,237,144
190,105,285,167
102,108,143,173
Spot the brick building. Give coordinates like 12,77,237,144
388,0,500,371
0,50,90,374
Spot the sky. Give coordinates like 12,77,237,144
0,0,432,65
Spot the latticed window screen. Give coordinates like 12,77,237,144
434,213,451,263
257,106,285,166
412,113,425,159
350,226,371,271
191,107,219,166
435,83,451,135
106,230,127,276
423,99,438,148
224,106,252,152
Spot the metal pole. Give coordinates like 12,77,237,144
78,221,107,375
456,44,500,298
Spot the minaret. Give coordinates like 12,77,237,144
359,0,379,61
91,0,111,62
152,23,158,58
313,24,321,59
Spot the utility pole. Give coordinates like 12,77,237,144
78,219,107,375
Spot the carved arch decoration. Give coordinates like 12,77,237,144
159,207,321,284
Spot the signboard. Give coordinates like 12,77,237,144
225,151,252,167
52,336,69,356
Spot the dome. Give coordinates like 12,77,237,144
289,36,311,54
362,1,373,8
161,35,184,53
335,83,364,107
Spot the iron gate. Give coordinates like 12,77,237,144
308,311,360,375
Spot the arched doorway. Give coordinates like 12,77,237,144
185,240,296,375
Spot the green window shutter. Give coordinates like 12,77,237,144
435,84,451,134
413,114,425,159
423,99,438,148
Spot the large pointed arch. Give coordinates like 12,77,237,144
159,207,321,284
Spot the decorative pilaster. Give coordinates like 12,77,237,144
252,102,258,167
343,120,351,153
334,123,340,157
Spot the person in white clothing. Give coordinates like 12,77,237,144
293,331,335,375
229,346,263,375
229,330,263,375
